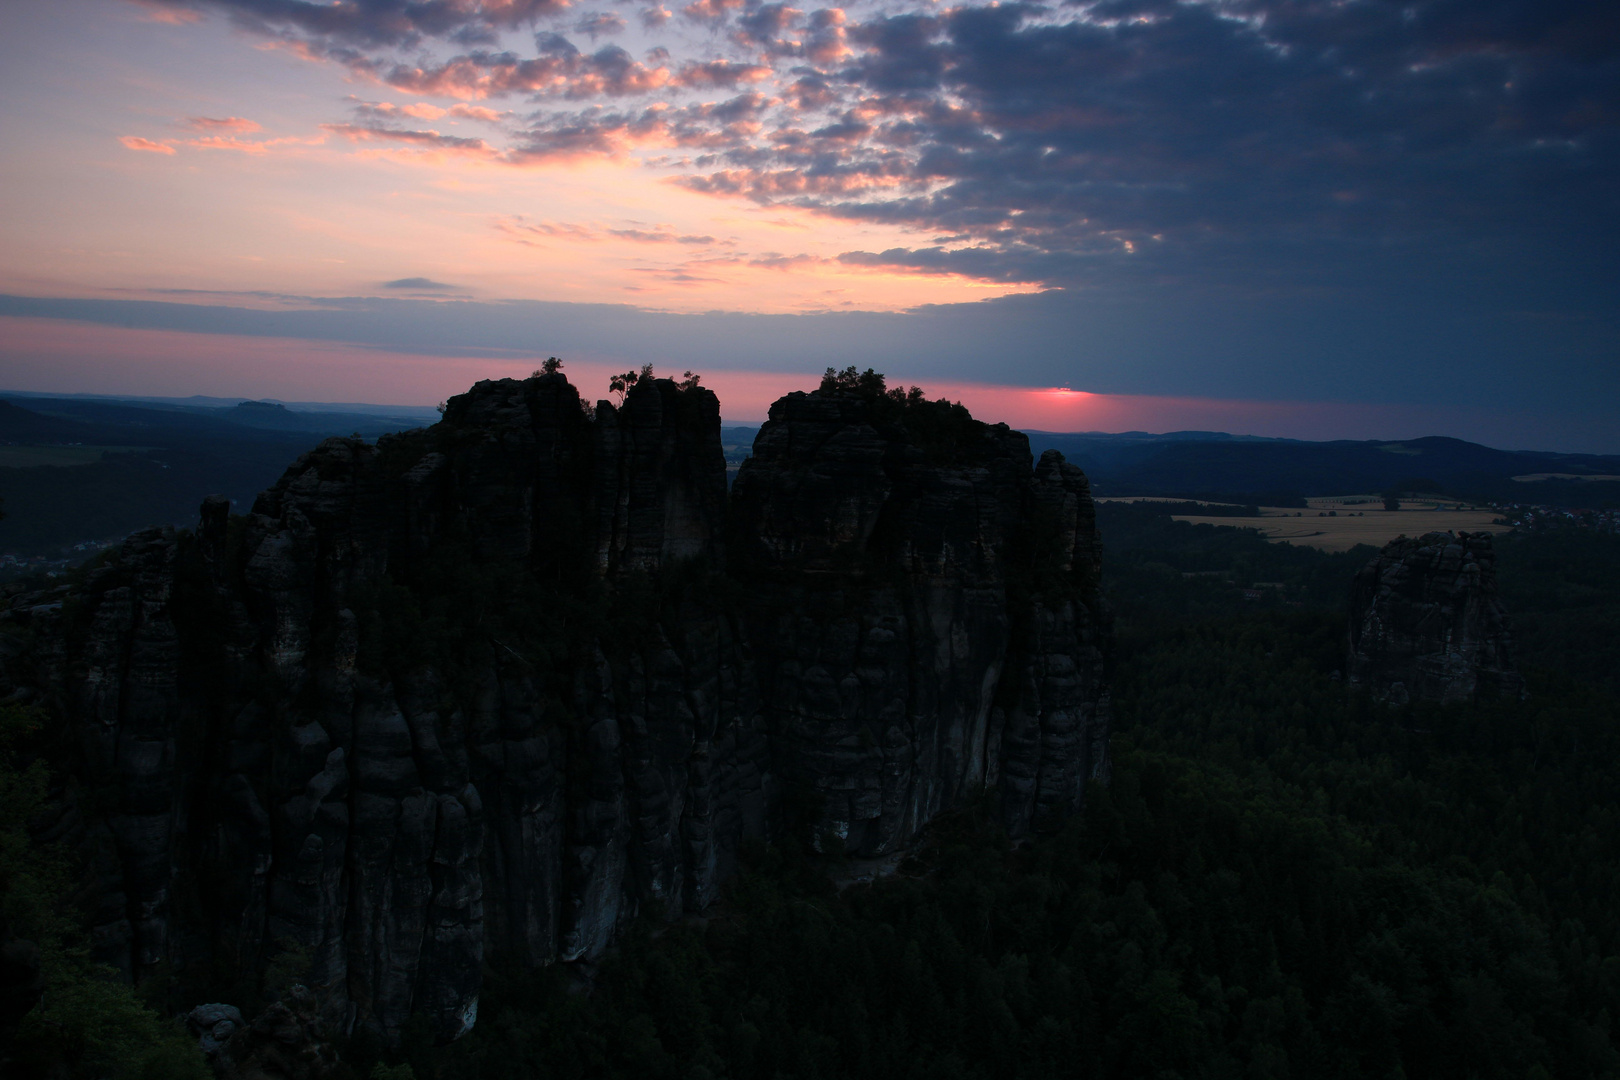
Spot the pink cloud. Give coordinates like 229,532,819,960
748,253,825,269
449,103,505,122
673,166,913,201
497,217,603,244
376,52,670,101
805,8,850,65
675,60,773,89
608,226,723,245
681,0,746,20
129,1,203,24
496,217,729,247
184,135,269,154
321,123,497,158
119,135,176,154
188,116,262,133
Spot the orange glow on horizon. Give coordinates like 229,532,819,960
0,316,1471,443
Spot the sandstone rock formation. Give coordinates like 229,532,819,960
1347,530,1525,704
0,372,1110,1045
205,989,342,1080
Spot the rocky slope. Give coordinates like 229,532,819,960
0,372,1110,1044
1347,530,1525,704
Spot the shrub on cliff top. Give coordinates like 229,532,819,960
819,366,980,463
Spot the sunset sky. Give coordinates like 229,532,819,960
0,0,1614,448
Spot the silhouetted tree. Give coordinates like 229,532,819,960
609,364,657,404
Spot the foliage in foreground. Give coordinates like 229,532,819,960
0,700,209,1080
385,603,1619,1080
346,527,1618,1080
4,490,1617,1080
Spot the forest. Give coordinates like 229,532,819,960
2,504,1618,1079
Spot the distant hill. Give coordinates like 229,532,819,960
1022,432,1620,506
0,396,430,556
3,393,433,440
5,390,1616,560
0,399,103,444
714,422,1620,507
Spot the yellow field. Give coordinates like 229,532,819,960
1169,507,1509,552
1096,496,1246,506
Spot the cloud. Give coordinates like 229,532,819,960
732,3,802,58
749,253,824,269
680,0,745,23
367,44,672,100
129,0,203,24
381,277,458,290
574,11,627,40
606,226,721,245
348,98,511,124
803,8,849,65
187,115,261,133
140,0,1620,303
322,122,496,156
779,0,1620,289
6,289,1616,453
496,216,728,246
119,135,176,153
184,134,270,153
137,0,571,49
350,99,444,121
449,103,505,122
674,59,773,89
497,217,601,244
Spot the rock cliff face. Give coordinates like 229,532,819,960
1347,530,1524,704
0,373,1109,1044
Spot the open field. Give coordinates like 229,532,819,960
1305,494,1491,511
0,445,144,468
1171,507,1510,552
1096,496,1247,506
1512,473,1620,483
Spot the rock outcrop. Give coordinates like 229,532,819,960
1347,530,1525,704
202,990,342,1080
732,390,1110,846
0,373,1110,1045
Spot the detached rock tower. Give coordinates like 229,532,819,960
1347,530,1525,704
0,370,1110,1044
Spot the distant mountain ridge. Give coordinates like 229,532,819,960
3,390,1616,558
0,393,434,439
0,396,431,555
1021,432,1620,505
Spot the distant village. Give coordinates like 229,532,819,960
0,536,129,580
1488,501,1620,533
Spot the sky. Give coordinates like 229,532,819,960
0,0,1615,449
